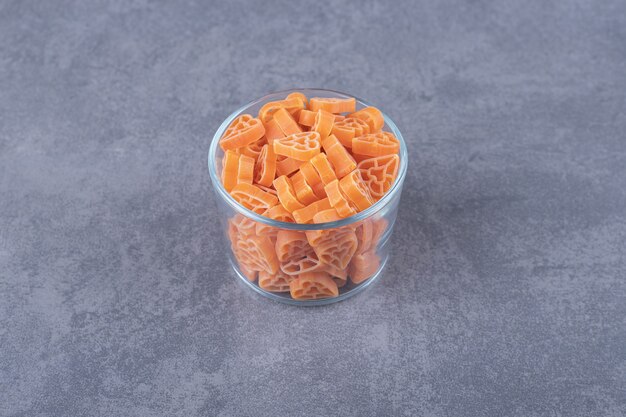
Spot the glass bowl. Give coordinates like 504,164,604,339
208,88,408,305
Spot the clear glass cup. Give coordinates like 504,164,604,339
208,88,408,305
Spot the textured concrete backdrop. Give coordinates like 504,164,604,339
1,1,625,416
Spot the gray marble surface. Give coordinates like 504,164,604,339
1,1,625,416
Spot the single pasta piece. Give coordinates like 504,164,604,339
237,138,266,162
304,209,346,257
256,184,277,195
258,98,302,123
230,183,279,214
254,144,277,187
273,131,321,161
322,134,357,178
349,106,385,132
323,264,348,288
263,118,285,144
352,153,372,163
309,97,356,114
292,198,332,224
331,117,370,148
311,109,335,140
273,175,305,212
307,223,357,270
220,114,266,151
311,181,327,200
289,271,339,300
310,153,337,185
285,92,307,118
228,214,257,239
229,217,278,275
259,269,294,292
339,170,374,211
324,179,357,218
312,208,343,224
280,250,326,276
235,234,280,274
273,107,302,136
351,132,400,157
286,92,308,105
371,217,388,248
275,230,311,263
237,154,255,185
291,171,318,206
299,162,323,188
357,154,400,200
221,150,240,192
355,219,375,254
298,109,317,127
349,250,380,284
276,233,328,277
276,155,305,176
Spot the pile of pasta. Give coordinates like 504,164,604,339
219,92,400,300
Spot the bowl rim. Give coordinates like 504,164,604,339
207,88,408,231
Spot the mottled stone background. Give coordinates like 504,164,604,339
1,1,625,416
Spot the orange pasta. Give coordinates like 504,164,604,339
298,109,317,127
281,251,325,276
310,153,337,185
311,181,327,200
349,106,384,132
289,271,339,300
351,132,400,157
324,179,357,218
259,269,293,292
230,183,279,214
355,219,375,254
258,98,301,123
263,118,285,144
256,184,277,195
256,205,294,238
239,264,258,282
237,154,255,185
306,222,357,270
275,155,304,176
285,92,307,117
275,230,311,263
357,154,400,200
331,117,370,148
218,92,402,300
273,132,321,161
222,150,240,192
273,175,305,212
292,198,332,224
299,162,323,188
291,171,319,206
322,134,357,178
311,109,335,140
273,107,302,136
323,264,348,288
254,144,277,187
352,153,371,163
237,138,266,162
235,234,280,274
349,250,380,284
220,114,266,151
309,97,356,114
338,170,374,211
